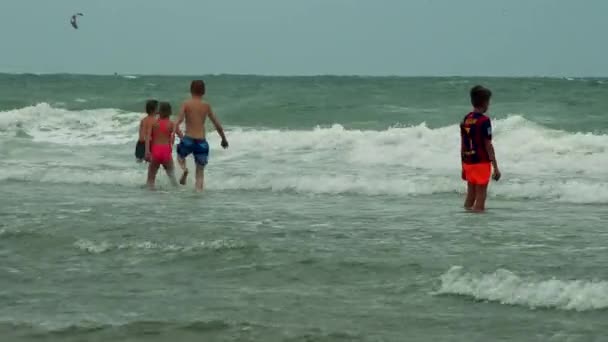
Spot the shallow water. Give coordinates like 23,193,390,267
1,75,607,341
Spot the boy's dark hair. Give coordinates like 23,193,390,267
145,99,158,115
190,80,206,96
159,102,172,118
470,85,492,108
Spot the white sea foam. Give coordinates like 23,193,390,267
1,104,607,203
2,162,606,203
215,175,608,203
0,103,140,145
437,266,608,311
74,239,247,254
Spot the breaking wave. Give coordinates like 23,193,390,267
437,266,608,311
1,104,607,203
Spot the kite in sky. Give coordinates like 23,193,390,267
70,13,84,29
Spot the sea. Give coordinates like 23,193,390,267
0,74,607,342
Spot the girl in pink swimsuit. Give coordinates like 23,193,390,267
145,102,180,189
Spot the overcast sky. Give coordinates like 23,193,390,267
1,0,606,76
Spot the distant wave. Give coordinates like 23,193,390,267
0,228,43,239
0,320,230,338
0,320,232,336
74,239,250,255
436,266,608,311
0,319,361,341
0,103,139,145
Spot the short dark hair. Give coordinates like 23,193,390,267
145,99,158,114
159,102,172,118
190,80,205,96
470,85,492,108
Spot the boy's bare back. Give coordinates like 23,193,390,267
174,80,228,192
181,99,211,140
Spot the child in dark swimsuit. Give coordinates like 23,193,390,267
145,102,180,190
135,100,158,162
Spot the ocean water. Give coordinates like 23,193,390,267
0,74,607,342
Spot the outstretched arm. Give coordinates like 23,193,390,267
208,106,228,148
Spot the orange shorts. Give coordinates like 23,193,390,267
462,162,491,185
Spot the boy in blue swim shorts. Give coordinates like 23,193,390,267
174,80,229,192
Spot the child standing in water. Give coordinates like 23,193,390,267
174,80,228,192
460,85,501,211
145,102,180,190
135,100,158,162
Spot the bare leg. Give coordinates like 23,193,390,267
147,161,161,190
464,182,476,210
472,184,488,212
163,160,178,187
177,157,189,185
195,164,205,192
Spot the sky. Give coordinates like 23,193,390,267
1,0,607,76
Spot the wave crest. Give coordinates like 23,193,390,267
0,103,139,145
1,105,607,203
74,239,249,255
437,266,608,311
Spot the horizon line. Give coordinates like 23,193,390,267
1,71,606,79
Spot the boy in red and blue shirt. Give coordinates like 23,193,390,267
460,85,501,211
